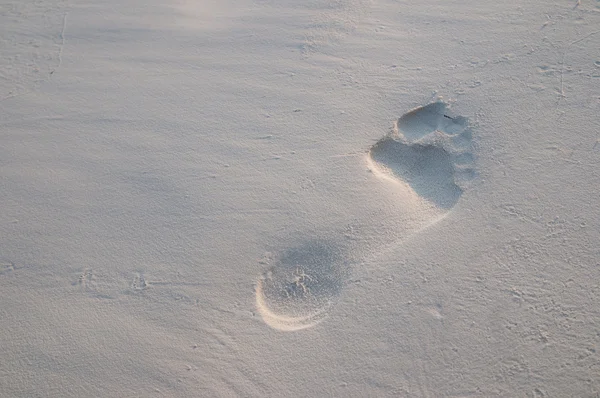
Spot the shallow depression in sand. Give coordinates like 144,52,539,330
256,240,348,331
256,101,476,331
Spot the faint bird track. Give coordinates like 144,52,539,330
0,260,18,275
256,101,475,331
131,273,148,291
72,269,95,289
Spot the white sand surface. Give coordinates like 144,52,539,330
2,0,600,396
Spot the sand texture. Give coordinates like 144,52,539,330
2,0,600,396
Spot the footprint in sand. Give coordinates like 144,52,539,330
256,101,476,331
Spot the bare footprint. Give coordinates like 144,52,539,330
368,102,475,209
256,240,349,331
256,101,475,331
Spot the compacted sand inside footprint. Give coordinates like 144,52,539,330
256,240,349,331
256,101,475,331
369,138,462,209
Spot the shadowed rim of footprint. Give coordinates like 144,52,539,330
255,101,475,331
